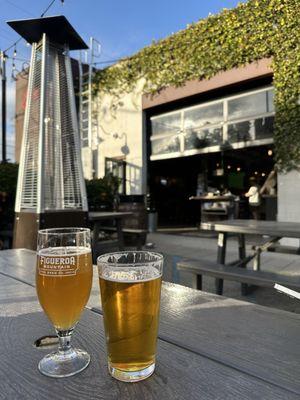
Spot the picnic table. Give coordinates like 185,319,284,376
200,219,300,294
189,195,237,222
0,248,299,399
89,211,133,255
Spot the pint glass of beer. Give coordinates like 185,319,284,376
36,228,93,378
97,251,163,382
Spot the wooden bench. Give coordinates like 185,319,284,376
96,226,147,250
177,258,300,295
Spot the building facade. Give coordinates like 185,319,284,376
82,79,147,195
87,59,299,240
14,2,299,243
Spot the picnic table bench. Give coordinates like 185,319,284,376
177,219,300,295
177,258,300,291
88,211,133,260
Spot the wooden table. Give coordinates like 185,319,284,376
201,219,300,294
0,249,299,399
89,211,132,255
190,195,236,203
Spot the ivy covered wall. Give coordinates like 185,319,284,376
94,0,300,171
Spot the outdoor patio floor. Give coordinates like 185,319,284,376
147,232,300,314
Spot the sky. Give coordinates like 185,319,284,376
0,0,243,162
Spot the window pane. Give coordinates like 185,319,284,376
255,116,274,139
151,113,181,136
151,136,180,155
228,91,268,120
228,121,253,143
184,103,223,129
82,138,89,147
267,89,274,113
185,127,222,150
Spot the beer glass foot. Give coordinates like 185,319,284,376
38,348,90,378
108,362,155,382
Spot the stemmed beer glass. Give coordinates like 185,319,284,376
36,228,93,378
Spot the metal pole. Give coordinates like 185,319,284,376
36,34,47,214
88,37,93,148
1,51,7,163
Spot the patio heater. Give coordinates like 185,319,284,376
7,16,89,250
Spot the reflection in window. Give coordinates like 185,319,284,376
151,113,181,137
267,90,274,113
184,103,223,129
150,87,275,158
228,116,274,143
255,116,274,139
228,91,268,120
185,127,222,150
151,136,180,155
228,121,253,143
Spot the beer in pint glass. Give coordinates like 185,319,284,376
98,251,163,382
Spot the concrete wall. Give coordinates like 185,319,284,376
86,80,146,194
277,170,300,246
81,147,93,180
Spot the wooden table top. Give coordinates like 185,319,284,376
0,249,299,399
201,219,300,238
89,211,133,221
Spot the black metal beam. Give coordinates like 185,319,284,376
1,52,7,163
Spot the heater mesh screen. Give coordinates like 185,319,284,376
20,45,42,208
20,40,85,211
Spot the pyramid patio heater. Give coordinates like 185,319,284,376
8,16,89,250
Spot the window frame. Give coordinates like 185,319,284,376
150,86,275,160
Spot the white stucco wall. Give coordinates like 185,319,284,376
81,147,93,180
82,80,146,194
277,170,300,246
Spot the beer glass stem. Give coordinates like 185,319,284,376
57,328,74,354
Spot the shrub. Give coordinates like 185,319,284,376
0,163,18,230
85,174,120,211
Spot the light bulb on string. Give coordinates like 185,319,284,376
11,63,17,81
